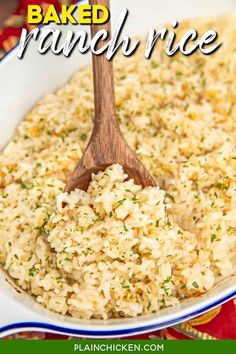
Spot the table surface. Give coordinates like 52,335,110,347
0,0,19,28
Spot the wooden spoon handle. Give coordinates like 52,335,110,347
89,0,117,129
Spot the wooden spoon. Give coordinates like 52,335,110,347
65,0,156,193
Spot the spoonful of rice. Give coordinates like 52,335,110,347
65,0,156,192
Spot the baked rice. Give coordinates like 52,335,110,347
0,15,236,319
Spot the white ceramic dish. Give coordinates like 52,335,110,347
0,0,236,339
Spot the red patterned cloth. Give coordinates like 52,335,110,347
0,0,74,58
1,0,236,341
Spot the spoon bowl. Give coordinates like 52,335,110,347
65,122,156,192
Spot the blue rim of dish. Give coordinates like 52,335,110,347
0,40,18,64
1,289,236,336
0,0,236,338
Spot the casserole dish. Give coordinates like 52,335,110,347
0,0,236,338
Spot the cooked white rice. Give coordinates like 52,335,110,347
0,15,236,319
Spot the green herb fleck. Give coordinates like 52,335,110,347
132,196,139,204
211,234,217,242
192,281,199,289
166,193,175,202
18,180,27,189
80,133,87,141
117,199,126,206
29,265,39,277
163,276,171,284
